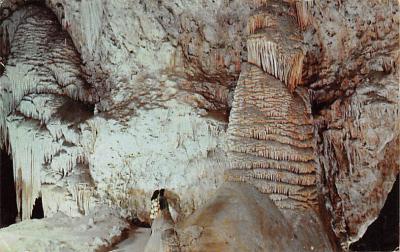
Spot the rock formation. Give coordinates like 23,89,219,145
226,0,319,211
226,64,318,209
305,0,399,247
176,182,332,251
0,5,97,220
0,0,398,251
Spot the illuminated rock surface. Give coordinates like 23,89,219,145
0,0,398,251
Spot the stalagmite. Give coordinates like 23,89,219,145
226,0,317,210
226,65,317,209
225,0,318,210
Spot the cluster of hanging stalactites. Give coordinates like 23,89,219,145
252,0,269,7
72,183,94,215
247,13,276,34
6,116,92,220
247,36,304,92
251,0,314,30
0,6,97,219
295,0,314,29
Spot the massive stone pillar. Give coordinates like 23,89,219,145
226,0,318,210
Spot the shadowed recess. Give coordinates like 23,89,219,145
31,197,44,219
56,98,95,124
0,149,17,227
350,175,399,251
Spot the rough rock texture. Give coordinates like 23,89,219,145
39,0,252,219
0,0,398,250
88,107,228,220
226,64,318,209
0,0,250,222
43,0,250,115
226,0,319,211
176,182,333,251
0,5,97,220
304,0,399,247
0,206,129,252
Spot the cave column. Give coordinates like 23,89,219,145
225,0,318,210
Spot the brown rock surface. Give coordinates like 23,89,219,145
176,182,333,252
304,0,399,247
0,0,398,249
226,64,318,210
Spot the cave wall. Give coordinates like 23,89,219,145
0,0,398,248
0,0,251,221
304,0,399,247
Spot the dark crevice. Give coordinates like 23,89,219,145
350,175,399,251
204,109,230,123
131,218,151,228
0,148,17,228
0,0,46,21
31,197,44,219
56,98,95,124
311,99,335,116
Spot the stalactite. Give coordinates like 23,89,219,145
247,36,304,92
295,0,314,30
228,138,315,162
71,183,94,215
80,0,103,55
245,0,306,91
6,116,93,220
247,13,276,35
0,65,38,145
0,6,97,220
228,153,316,174
252,0,314,30
253,0,269,8
7,117,59,220
0,6,97,146
227,168,316,186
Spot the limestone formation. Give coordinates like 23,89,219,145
0,0,398,250
305,0,399,246
226,64,318,209
226,0,317,210
247,1,305,92
176,182,333,251
0,5,97,220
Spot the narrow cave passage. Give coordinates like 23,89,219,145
0,149,17,228
31,197,44,219
350,175,399,251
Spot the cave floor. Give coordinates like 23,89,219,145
109,227,151,252
0,208,135,252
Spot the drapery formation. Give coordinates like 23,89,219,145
0,6,96,220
